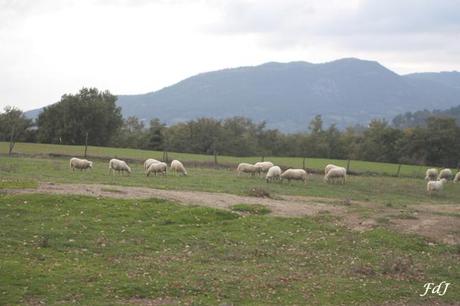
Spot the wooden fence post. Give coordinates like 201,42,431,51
346,159,351,173
302,157,306,170
214,150,218,166
396,164,402,177
8,125,16,156
84,132,89,158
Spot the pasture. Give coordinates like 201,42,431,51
0,142,459,305
1,194,459,305
1,156,460,206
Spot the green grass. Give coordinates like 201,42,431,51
1,156,460,206
231,204,272,215
0,193,458,305
1,141,444,178
0,178,37,189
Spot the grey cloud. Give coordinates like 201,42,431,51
205,0,460,55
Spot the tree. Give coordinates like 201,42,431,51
357,119,404,163
0,106,32,155
110,116,148,149
421,117,460,166
37,88,123,146
146,118,166,150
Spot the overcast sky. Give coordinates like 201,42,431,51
1,0,459,111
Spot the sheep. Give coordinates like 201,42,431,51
324,164,339,175
280,169,307,184
254,161,274,175
108,158,131,175
144,158,161,170
170,160,187,176
438,168,453,181
425,168,438,181
454,172,460,183
427,179,447,195
324,166,347,184
265,166,282,183
237,163,259,176
146,162,167,176
69,157,93,171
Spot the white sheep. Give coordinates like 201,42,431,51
265,166,282,183
427,178,447,195
254,161,274,175
424,168,438,181
108,158,131,175
146,162,167,176
144,158,161,170
69,157,93,171
280,169,307,184
170,160,187,176
324,164,339,175
324,166,347,184
454,172,460,183
237,163,259,176
438,168,453,181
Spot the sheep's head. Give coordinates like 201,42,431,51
440,178,447,184
89,162,93,168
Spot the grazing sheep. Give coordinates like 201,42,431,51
438,168,453,181
170,160,187,176
425,168,438,181
265,166,282,183
144,158,161,170
69,157,93,171
254,161,274,175
324,166,347,184
454,172,460,183
427,179,447,195
280,169,307,184
324,164,339,175
108,158,131,175
146,162,167,176
237,163,259,176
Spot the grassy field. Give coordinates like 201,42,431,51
1,193,458,305
1,144,459,305
1,156,460,206
0,142,441,178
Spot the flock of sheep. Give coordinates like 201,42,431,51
425,168,460,195
69,157,346,185
69,157,188,176
69,157,458,195
238,161,347,184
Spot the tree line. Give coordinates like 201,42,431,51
1,88,459,167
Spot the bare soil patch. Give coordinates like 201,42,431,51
5,182,460,245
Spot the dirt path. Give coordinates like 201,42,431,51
6,182,346,217
4,182,460,245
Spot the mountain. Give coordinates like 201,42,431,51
405,71,460,89
26,58,460,131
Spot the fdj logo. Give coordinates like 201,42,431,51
420,281,451,297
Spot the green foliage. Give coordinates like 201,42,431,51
393,105,460,128
0,106,33,142
37,88,123,146
103,115,460,167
